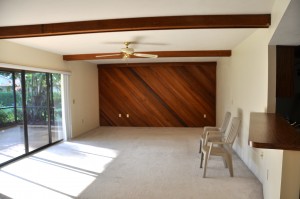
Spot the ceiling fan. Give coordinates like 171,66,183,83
96,42,158,59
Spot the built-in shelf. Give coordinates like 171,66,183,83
249,112,300,150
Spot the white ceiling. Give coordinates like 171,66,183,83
270,0,300,46
0,0,276,64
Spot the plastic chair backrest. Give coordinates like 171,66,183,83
219,112,231,133
225,117,241,145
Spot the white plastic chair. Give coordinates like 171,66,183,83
199,112,231,167
201,117,241,178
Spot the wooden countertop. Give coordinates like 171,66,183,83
249,112,300,150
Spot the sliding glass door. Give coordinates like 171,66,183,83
25,72,49,151
0,71,25,163
0,69,65,165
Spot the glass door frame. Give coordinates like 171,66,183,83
0,69,64,167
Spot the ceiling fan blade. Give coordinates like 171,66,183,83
133,53,158,58
104,39,167,46
95,53,121,58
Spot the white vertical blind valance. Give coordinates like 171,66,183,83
0,62,71,75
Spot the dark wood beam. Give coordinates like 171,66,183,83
0,15,271,39
63,50,231,61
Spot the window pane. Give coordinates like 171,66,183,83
26,72,49,151
0,72,14,127
0,71,25,164
50,74,64,142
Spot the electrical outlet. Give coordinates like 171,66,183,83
203,114,206,118
118,114,122,118
126,114,129,118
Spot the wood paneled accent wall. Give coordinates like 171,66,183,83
98,62,216,127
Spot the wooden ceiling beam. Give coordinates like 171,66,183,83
0,15,270,39
63,50,231,61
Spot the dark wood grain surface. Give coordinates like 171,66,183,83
99,62,216,127
0,15,271,39
63,50,231,61
249,112,300,150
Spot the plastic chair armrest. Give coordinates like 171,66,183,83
204,131,223,145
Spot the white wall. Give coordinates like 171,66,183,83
216,0,291,198
0,39,70,72
0,40,99,137
69,61,99,137
218,26,271,173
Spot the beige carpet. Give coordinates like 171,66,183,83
0,127,263,199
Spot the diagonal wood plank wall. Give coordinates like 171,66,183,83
98,62,216,127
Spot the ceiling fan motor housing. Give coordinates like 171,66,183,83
121,47,134,55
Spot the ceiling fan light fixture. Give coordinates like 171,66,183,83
94,41,158,60
123,53,130,59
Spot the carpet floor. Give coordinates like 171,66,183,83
0,127,263,199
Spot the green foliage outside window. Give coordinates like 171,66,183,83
0,92,22,107
0,107,14,125
0,72,62,128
